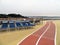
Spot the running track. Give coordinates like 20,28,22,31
18,21,56,45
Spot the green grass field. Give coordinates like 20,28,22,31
54,20,60,45
0,22,44,45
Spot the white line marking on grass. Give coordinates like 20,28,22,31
17,21,47,45
36,22,51,45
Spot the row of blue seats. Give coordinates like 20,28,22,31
0,21,35,31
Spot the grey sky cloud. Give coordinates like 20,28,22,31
0,0,60,16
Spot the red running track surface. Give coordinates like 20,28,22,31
38,22,55,45
19,21,55,45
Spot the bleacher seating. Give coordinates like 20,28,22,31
1,23,8,29
9,23,15,28
1,23,8,31
26,22,35,26
21,22,28,27
0,20,35,31
16,22,22,27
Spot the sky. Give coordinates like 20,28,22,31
0,0,60,16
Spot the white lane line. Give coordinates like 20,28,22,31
53,22,57,45
36,22,51,45
17,21,47,45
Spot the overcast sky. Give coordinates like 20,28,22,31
0,0,60,16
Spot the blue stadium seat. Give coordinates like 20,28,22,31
9,23,15,28
1,23,8,29
26,22,35,26
16,22,22,27
21,22,28,27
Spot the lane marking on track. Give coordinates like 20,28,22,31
17,21,47,45
53,22,57,45
36,22,51,45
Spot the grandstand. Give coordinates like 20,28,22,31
0,14,40,31
0,20,35,31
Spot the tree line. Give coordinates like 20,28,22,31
0,14,28,18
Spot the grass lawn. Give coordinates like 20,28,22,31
54,20,60,45
0,22,44,45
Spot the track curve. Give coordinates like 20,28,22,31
18,21,55,45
